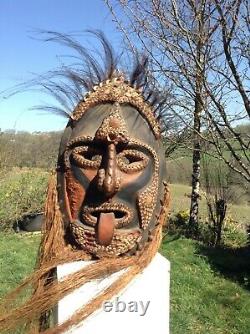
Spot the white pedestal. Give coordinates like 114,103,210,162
56,252,170,334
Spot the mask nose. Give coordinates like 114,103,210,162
97,143,121,197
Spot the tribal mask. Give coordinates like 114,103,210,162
0,33,171,334
57,77,168,258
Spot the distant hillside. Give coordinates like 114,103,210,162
0,130,62,169
0,123,249,203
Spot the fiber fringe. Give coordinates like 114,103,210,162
0,173,166,333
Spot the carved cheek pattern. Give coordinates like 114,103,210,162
134,140,159,230
65,169,85,220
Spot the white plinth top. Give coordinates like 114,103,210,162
57,252,170,334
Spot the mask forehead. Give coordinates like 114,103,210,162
68,104,156,147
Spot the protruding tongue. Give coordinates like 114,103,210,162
97,212,115,246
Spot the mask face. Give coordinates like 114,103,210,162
57,101,166,258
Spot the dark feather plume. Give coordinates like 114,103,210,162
3,31,167,120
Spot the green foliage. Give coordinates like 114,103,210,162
167,209,190,236
0,169,49,231
223,217,248,248
176,210,190,224
0,130,61,169
167,210,248,248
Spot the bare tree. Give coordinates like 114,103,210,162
106,0,250,233
106,0,219,234
202,154,233,246
201,0,250,182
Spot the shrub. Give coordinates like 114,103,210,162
176,210,190,224
167,209,190,236
198,216,248,248
0,168,49,231
167,210,248,248
222,216,248,248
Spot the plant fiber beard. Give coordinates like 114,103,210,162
0,173,166,333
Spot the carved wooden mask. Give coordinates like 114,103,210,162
57,78,167,258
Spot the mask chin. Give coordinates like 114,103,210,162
69,218,142,258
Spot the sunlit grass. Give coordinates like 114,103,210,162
169,183,250,225
161,236,250,334
0,233,40,298
0,233,249,333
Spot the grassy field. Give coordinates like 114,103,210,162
0,233,249,333
0,233,40,298
169,183,250,226
162,236,250,334
0,167,248,230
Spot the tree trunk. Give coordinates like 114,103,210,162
187,4,205,237
188,95,202,236
188,12,204,235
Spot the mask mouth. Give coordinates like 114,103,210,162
70,219,141,255
82,203,133,229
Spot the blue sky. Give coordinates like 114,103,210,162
0,0,122,132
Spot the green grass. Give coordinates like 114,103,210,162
161,236,250,334
0,232,249,333
0,233,40,298
169,183,250,225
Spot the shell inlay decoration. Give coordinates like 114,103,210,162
61,102,165,257
94,102,129,144
57,74,168,257
72,78,161,138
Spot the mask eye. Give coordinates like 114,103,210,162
71,146,102,169
117,149,149,173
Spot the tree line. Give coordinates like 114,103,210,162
0,130,61,170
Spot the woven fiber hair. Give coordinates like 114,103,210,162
0,173,169,333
